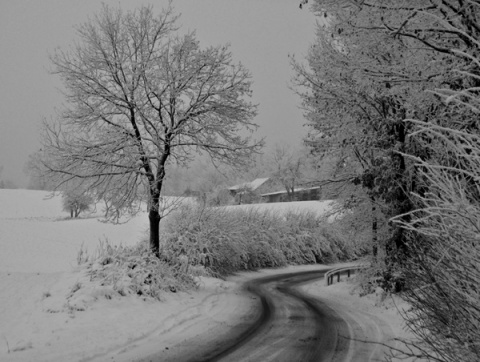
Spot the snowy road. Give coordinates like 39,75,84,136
139,269,394,362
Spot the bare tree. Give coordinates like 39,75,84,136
269,144,306,201
62,188,94,218
24,151,56,190
41,5,261,255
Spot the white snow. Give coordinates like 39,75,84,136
0,189,416,361
0,190,254,362
0,190,148,273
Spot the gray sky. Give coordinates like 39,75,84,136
0,0,315,187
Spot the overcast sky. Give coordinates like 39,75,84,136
0,0,316,187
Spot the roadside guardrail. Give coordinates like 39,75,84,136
325,264,369,286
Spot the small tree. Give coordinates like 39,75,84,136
269,144,306,201
233,185,261,205
62,190,93,218
207,186,233,206
41,5,262,255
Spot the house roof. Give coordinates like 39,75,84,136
228,178,269,192
260,186,320,197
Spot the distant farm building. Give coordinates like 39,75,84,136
228,178,324,204
228,178,282,204
261,186,321,203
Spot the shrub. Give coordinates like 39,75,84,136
82,239,197,300
160,204,358,277
79,204,359,300
62,190,93,218
391,123,480,362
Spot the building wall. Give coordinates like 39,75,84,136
263,187,321,203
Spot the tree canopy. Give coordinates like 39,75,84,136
295,1,480,360
40,4,262,253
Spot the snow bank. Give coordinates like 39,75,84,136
0,269,253,362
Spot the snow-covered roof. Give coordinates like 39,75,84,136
260,186,320,197
228,177,269,191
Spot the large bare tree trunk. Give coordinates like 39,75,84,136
148,156,167,257
149,208,161,257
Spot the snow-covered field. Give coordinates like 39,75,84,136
0,190,254,361
0,189,413,361
0,190,149,273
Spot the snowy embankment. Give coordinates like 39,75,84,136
0,190,412,361
0,190,245,362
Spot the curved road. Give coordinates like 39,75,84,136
204,269,350,362
145,269,392,362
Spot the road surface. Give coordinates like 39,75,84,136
139,269,394,362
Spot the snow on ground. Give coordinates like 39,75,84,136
0,190,149,273
301,272,421,362
0,190,416,361
230,265,422,362
0,190,254,362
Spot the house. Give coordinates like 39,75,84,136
228,178,281,204
261,186,321,203
228,178,323,204
228,178,269,196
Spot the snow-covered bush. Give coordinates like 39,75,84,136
82,239,197,300
62,190,93,218
160,205,357,276
392,122,480,362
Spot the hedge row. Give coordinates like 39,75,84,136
160,205,357,277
